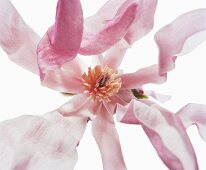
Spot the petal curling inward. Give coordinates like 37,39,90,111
37,0,83,78
79,1,138,55
0,0,40,74
155,8,206,75
177,103,206,142
120,65,166,89
124,0,158,44
92,106,127,170
116,100,198,170
0,111,87,170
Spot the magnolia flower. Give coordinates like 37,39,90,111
0,0,206,170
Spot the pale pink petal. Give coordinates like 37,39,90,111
84,0,126,24
37,0,83,78
177,103,206,141
102,39,129,70
92,105,127,170
144,90,171,103
116,99,198,170
124,0,158,44
0,111,87,170
0,0,40,74
120,65,166,89
57,94,97,120
41,57,86,93
116,102,139,124
103,90,135,115
116,89,135,104
79,1,137,55
42,69,83,93
155,9,206,75
92,54,104,66
102,95,129,116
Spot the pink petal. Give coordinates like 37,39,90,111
79,1,138,55
144,90,171,103
84,0,126,23
116,99,198,170
0,0,40,74
177,103,206,141
155,9,206,75
0,111,87,170
92,105,127,170
124,0,158,44
102,39,129,70
37,0,83,78
120,65,166,89
57,94,97,120
41,57,86,93
91,54,104,66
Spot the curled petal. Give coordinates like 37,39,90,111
124,0,158,44
92,105,127,170
0,0,40,74
116,99,198,170
102,39,129,70
120,65,166,89
0,111,87,170
79,1,137,55
177,103,206,141
155,9,206,75
37,0,83,78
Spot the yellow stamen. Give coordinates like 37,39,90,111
82,65,121,102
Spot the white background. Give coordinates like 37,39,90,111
0,0,206,169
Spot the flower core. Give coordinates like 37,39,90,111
82,65,121,102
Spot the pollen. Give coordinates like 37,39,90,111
81,65,121,102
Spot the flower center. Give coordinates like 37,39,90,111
81,65,121,102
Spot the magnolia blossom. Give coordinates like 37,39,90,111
0,0,206,170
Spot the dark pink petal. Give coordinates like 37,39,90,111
79,1,137,55
0,111,87,170
155,9,206,75
124,0,158,44
37,0,83,78
102,39,129,70
41,57,86,93
120,65,166,89
177,103,206,141
92,105,127,170
0,0,40,74
116,99,198,170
